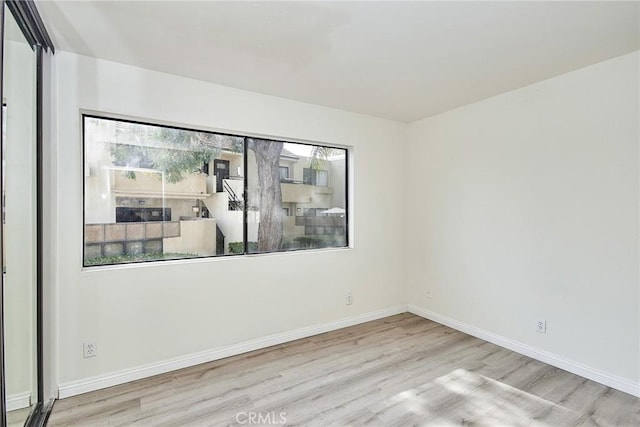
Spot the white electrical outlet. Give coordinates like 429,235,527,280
83,342,97,358
535,320,547,334
346,292,353,305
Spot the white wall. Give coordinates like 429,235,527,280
50,48,638,398
51,52,407,390
407,52,639,389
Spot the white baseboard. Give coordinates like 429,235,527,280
59,304,639,400
6,391,31,412
58,305,408,399
408,305,640,398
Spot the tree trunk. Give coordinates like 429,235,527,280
247,138,283,252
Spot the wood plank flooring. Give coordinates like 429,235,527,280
7,407,32,427
47,314,640,426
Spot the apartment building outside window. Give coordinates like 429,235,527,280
83,115,348,266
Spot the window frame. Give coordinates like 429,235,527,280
82,113,350,268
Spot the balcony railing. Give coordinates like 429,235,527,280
111,169,209,199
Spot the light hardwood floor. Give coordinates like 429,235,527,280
8,407,32,427
47,314,640,426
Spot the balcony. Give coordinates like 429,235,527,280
111,169,209,199
281,181,333,203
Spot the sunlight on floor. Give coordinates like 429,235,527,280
388,369,575,425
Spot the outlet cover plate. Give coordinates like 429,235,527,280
83,342,97,358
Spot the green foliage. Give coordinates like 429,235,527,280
110,144,211,183
228,242,258,254
289,236,342,249
230,236,344,253
110,124,244,183
228,242,243,253
309,146,341,170
84,252,197,266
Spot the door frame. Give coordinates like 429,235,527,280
213,158,230,192
0,1,54,426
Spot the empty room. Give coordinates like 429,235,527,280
0,1,638,426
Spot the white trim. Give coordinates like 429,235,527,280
58,305,408,398
6,391,31,412
408,305,640,398
58,304,639,400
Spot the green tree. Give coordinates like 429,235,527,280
248,140,337,252
309,145,339,170
110,125,242,183
110,121,333,253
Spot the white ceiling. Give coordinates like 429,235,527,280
37,1,639,123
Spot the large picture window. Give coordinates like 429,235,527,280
83,116,348,266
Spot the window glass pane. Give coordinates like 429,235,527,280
303,167,312,185
83,116,244,266
316,170,328,186
84,117,348,265
279,166,289,180
247,139,347,253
